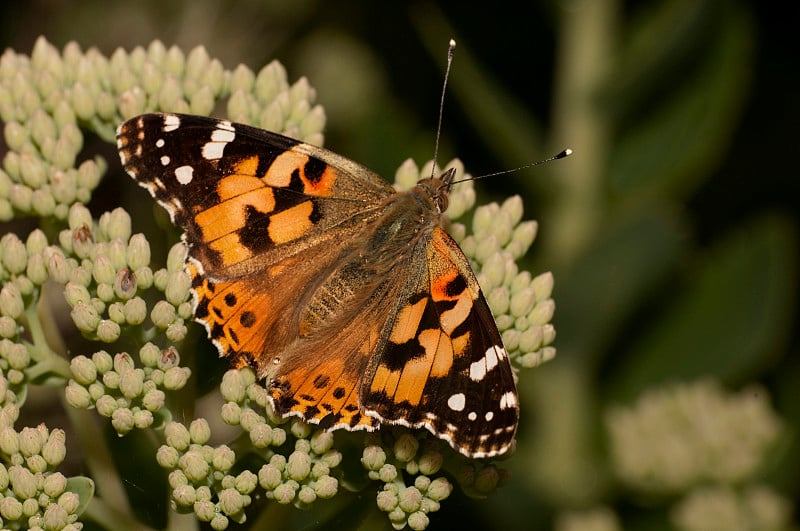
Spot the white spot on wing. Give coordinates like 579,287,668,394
202,124,237,160
485,411,494,421
175,165,194,185
156,138,165,148
447,393,466,412
163,114,180,132
499,391,518,410
160,155,170,166
468,411,477,421
469,345,504,382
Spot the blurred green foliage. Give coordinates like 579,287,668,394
0,0,796,530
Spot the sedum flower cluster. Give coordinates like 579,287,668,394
0,37,557,530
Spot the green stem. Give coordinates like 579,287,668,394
547,0,618,266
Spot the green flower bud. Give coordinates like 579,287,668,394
221,402,241,426
0,284,24,320
529,299,555,325
0,316,17,338
126,234,151,270
71,82,95,120
19,152,47,188
189,419,211,445
13,276,33,297
71,301,100,333
180,450,210,482
418,451,443,476
542,324,556,345
258,464,282,491
134,266,153,289
193,500,215,522
220,370,248,403
486,286,509,317
474,465,500,494
164,270,191,305
156,445,180,468
9,464,37,499
111,407,135,434
92,350,113,373
272,481,298,504
361,445,386,471
218,487,246,516
150,300,176,328
165,422,191,451
69,355,96,385
96,319,121,342
166,243,187,273
393,433,419,463
518,326,543,353
376,488,399,512
310,430,334,455
25,253,47,285
6,343,31,371
532,271,554,301
92,255,115,285
286,451,311,481
166,321,188,342
76,157,102,192
212,445,235,473
43,503,69,529
407,511,430,531
134,409,153,429
65,381,91,409
133,344,158,369
210,514,228,530
19,428,43,457
57,490,80,515
172,484,196,507
1,234,28,275
378,464,398,483
32,188,56,217
88,382,106,401
121,296,146,325
163,366,190,390
0,496,23,520
42,429,66,466
0,426,19,455
426,477,452,501
42,472,67,498
142,389,166,412
118,368,144,399
95,395,117,417
108,302,125,324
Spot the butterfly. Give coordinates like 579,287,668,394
116,112,519,458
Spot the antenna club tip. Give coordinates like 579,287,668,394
449,38,456,48
556,148,573,159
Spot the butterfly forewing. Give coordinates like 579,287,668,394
116,112,520,458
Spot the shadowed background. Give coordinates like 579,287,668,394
1,1,797,530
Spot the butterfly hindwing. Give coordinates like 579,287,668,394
363,227,518,458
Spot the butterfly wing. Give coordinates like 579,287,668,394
361,226,519,458
117,112,395,372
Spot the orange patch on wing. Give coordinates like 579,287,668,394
209,233,253,265
389,297,427,344
370,365,401,397
267,200,314,244
440,294,472,335
302,166,337,196
418,328,454,378
196,179,275,242
262,151,306,187
232,155,260,177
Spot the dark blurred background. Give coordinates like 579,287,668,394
1,1,797,530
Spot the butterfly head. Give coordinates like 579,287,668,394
417,167,457,214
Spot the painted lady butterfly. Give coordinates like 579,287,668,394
117,109,522,458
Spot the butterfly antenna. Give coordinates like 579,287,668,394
431,39,457,180
449,148,573,186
